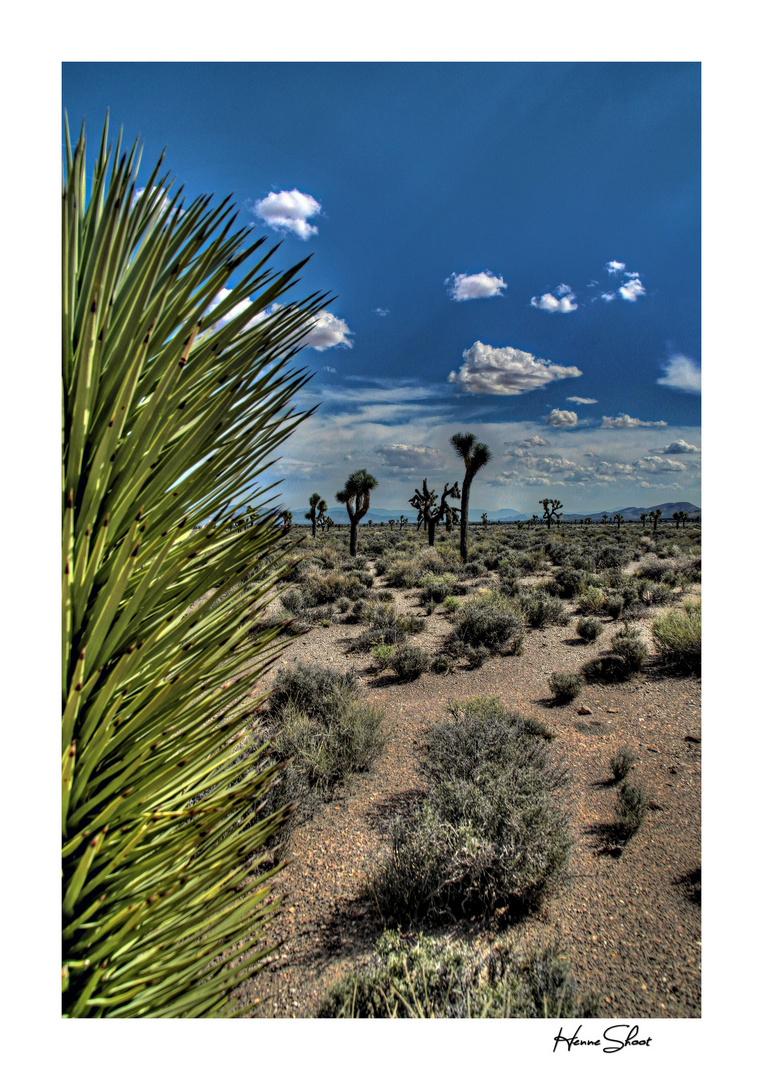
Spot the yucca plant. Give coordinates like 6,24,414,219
62,113,328,1017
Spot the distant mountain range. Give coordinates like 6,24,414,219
294,501,700,525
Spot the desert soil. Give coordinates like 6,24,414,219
231,555,701,1019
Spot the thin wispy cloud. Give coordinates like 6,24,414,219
505,434,550,450
634,455,687,473
252,189,321,239
448,342,582,396
373,308,390,316
567,396,598,405
531,283,578,313
657,354,701,394
546,409,579,427
302,310,354,351
601,413,667,429
445,271,507,302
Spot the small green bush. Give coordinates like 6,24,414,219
449,592,525,655
548,672,584,703
371,643,396,670
651,604,701,674
318,930,600,1018
610,746,636,782
431,653,455,674
577,585,607,615
520,591,568,629
442,595,462,613
390,644,431,681
577,616,603,642
552,567,584,599
610,624,649,672
605,594,625,620
419,572,460,604
615,781,648,839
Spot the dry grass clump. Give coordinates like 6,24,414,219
652,602,701,674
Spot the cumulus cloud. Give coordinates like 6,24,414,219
619,274,646,302
634,455,687,473
601,413,667,429
657,354,701,394
600,292,616,303
606,260,627,275
653,439,700,454
546,409,579,427
506,434,550,450
567,396,598,405
204,289,281,331
374,308,390,316
531,283,578,313
376,444,442,471
302,310,354,351
445,271,507,301
448,341,582,396
252,189,321,239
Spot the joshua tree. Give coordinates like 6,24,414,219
399,515,407,530
649,508,662,534
481,512,488,529
530,513,539,528
324,515,334,532
601,513,609,526
680,511,689,528
584,517,593,526
614,513,624,529
640,512,648,529
278,509,293,532
305,492,327,538
336,469,378,556
451,433,491,561
673,511,681,529
409,478,460,547
540,497,563,530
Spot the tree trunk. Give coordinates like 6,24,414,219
311,514,316,539
349,517,359,556
460,480,471,561
427,518,436,546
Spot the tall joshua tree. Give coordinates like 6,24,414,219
336,469,378,556
305,492,327,538
640,512,648,529
614,513,624,529
409,478,460,547
540,497,563,529
451,432,491,561
649,508,663,534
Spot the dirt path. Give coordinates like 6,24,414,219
232,560,701,1018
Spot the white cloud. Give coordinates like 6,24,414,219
374,308,390,316
204,289,281,331
322,366,337,374
567,396,598,405
587,279,599,288
448,341,582,396
506,434,550,450
657,354,701,394
252,189,321,240
606,260,626,275
653,439,700,454
546,409,578,427
302,310,354,351
445,271,507,302
601,413,667,429
634,455,687,473
376,444,442,471
619,275,646,302
600,292,616,303
531,285,578,313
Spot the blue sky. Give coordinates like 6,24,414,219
63,61,701,513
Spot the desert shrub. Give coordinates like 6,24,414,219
576,616,603,642
461,560,488,578
390,644,431,681
551,567,584,598
280,587,310,615
548,672,583,703
442,596,462,613
449,592,525,655
346,597,370,623
318,930,600,1018
431,653,455,674
371,643,396,670
620,582,639,609
371,698,571,923
335,595,352,613
605,594,625,620
419,572,460,603
651,604,701,674
520,591,568,629
514,548,546,573
301,568,366,606
577,585,607,615
417,549,450,574
637,578,673,606
595,545,628,569
610,746,636,782
583,625,648,682
352,600,408,651
384,558,421,588
400,614,426,634
615,781,648,839
269,662,359,716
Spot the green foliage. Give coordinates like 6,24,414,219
583,625,648,683
576,616,604,642
652,604,701,674
548,672,584,702
610,746,636,782
615,781,648,839
371,698,571,923
519,590,568,629
61,115,325,1016
449,591,525,656
390,644,431,680
318,930,600,1018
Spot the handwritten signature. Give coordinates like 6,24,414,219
553,1024,653,1053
